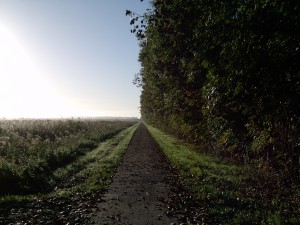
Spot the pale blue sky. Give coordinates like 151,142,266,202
0,0,149,118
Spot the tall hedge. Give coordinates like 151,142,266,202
130,0,300,178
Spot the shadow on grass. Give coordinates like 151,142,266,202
146,124,300,224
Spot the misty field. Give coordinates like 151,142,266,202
0,119,137,195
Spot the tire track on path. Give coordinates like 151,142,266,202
94,123,178,225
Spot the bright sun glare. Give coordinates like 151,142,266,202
0,24,74,118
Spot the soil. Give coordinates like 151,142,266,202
93,123,204,225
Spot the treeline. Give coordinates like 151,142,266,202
129,0,300,178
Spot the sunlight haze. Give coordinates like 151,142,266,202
0,0,148,118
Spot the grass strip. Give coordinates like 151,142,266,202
0,120,136,195
0,123,139,205
145,123,299,224
52,122,139,196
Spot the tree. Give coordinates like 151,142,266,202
129,0,300,178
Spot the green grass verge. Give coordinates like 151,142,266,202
0,119,136,195
52,122,139,196
145,124,299,224
0,123,139,204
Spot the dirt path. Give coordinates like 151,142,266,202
0,123,203,225
94,123,187,225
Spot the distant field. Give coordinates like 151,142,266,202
0,118,138,196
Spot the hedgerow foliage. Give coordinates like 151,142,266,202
129,0,300,178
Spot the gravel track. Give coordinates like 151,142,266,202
1,123,203,225
94,123,203,225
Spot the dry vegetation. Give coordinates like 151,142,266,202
0,119,137,195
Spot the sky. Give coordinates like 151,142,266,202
0,0,150,118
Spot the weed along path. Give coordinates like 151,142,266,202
94,123,200,225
